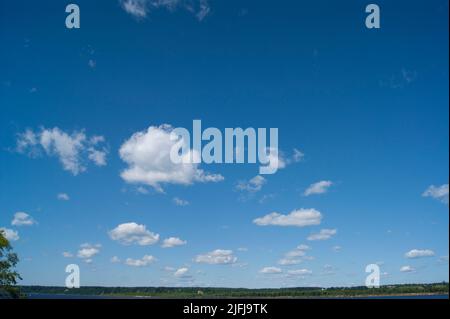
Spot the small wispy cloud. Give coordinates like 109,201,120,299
195,249,237,265
77,243,101,263
400,265,415,273
422,184,449,205
307,228,337,241
254,209,322,227
405,249,435,259
236,175,267,193
303,181,333,196
125,255,156,267
161,237,187,248
173,197,189,206
11,212,36,226
57,193,70,201
381,68,418,89
259,266,282,274
16,127,108,175
120,0,211,21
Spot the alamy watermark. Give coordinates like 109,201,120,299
365,264,381,288
65,264,80,289
169,120,280,175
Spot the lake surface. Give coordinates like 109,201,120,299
26,293,449,299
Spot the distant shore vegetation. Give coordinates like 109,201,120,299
19,282,449,298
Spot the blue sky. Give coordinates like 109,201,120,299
0,0,448,288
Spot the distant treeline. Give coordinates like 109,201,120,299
20,282,449,298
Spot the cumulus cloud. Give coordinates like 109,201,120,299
307,229,337,241
120,0,211,21
253,209,322,227
278,244,311,265
57,193,70,201
11,212,36,226
77,243,101,260
109,222,160,246
236,175,267,193
119,125,223,193
259,267,282,274
173,197,189,206
16,127,108,175
405,249,435,259
174,267,190,277
304,181,333,196
422,184,449,205
195,249,237,265
161,237,187,248
400,265,415,273
125,255,156,267
0,228,19,241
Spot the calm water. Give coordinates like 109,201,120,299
26,293,449,299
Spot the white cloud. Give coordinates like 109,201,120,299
110,256,121,263
322,264,335,275
120,0,211,21
195,249,237,265
287,269,312,276
11,212,36,226
125,255,156,267
285,249,307,258
88,148,107,166
405,249,435,259
136,186,149,194
16,127,108,175
307,229,337,241
259,267,282,274
57,193,70,201
265,147,286,172
120,0,148,18
422,184,449,205
77,243,101,260
332,245,342,253
109,222,160,246
0,228,19,241
400,265,415,273
236,175,267,193
304,181,333,196
278,258,302,266
439,256,449,264
173,197,189,206
174,267,189,277
62,251,73,258
291,148,304,163
119,125,223,192
88,59,96,69
161,237,187,248
278,244,311,265
195,0,210,21
253,209,322,227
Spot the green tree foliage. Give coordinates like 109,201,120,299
0,230,22,298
